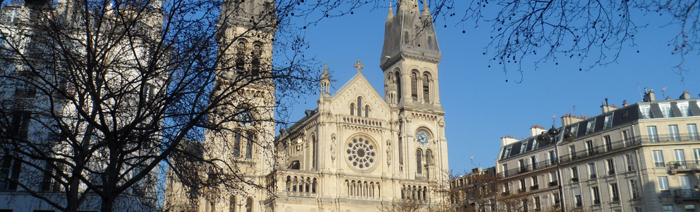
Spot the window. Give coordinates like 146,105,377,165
626,154,635,172
679,102,690,117
588,163,596,179
245,131,254,159
549,172,556,184
686,205,696,212
230,196,236,212
410,72,418,101
233,130,241,158
502,164,508,177
635,207,643,212
648,126,659,143
356,97,362,117
350,103,355,115
622,130,631,146
0,154,22,191
534,196,541,210
604,114,613,129
630,179,640,199
394,71,402,100
675,149,687,167
573,188,582,207
41,161,64,192
659,176,670,196
610,183,620,202
663,205,674,212
519,178,526,192
9,112,31,139
604,135,612,152
570,125,579,135
586,119,596,134
364,105,369,117
670,125,680,141
520,140,529,154
640,105,652,119
661,103,673,118
548,151,556,165
531,155,537,169
591,186,601,204
311,135,317,169
519,159,526,172
586,140,594,155
695,148,700,164
404,31,409,44
422,73,430,103
416,150,422,174
571,167,579,182
654,150,665,167
569,145,577,160
606,158,615,175
531,176,538,190
245,197,253,212
689,124,699,141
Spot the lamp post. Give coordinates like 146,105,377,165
536,125,575,212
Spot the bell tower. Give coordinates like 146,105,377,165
380,0,449,203
380,0,442,109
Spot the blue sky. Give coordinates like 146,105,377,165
278,4,700,174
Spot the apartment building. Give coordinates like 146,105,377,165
496,90,700,212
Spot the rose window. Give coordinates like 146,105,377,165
346,137,376,169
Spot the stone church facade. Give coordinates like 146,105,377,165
165,0,450,211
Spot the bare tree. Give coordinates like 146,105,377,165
429,0,700,81
0,0,383,211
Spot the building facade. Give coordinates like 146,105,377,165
164,0,451,211
495,90,700,212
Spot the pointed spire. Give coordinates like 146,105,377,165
321,62,330,81
422,0,430,15
387,2,394,21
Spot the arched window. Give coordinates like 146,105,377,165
423,73,430,103
398,138,403,165
356,97,362,117
251,44,261,75
235,41,246,72
350,103,355,115
426,149,433,165
230,195,236,212
411,72,418,101
246,197,253,212
245,131,254,159
233,130,241,157
394,71,401,100
416,149,423,174
364,105,369,117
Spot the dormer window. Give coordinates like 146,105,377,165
640,105,652,119
603,114,613,129
586,119,596,134
660,103,672,118
678,102,690,117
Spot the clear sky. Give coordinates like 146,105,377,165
276,3,700,174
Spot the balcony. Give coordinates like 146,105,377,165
560,136,642,164
611,196,620,202
530,185,539,191
667,161,700,174
571,177,579,183
498,160,559,178
548,181,558,187
674,189,700,202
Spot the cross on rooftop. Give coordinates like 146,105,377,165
353,60,364,73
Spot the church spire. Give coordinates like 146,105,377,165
422,0,430,16
386,2,394,22
320,62,330,96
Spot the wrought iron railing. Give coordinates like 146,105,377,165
667,161,700,172
499,160,559,178
560,134,700,164
674,189,700,200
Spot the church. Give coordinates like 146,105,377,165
165,0,450,211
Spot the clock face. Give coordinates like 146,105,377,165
417,130,429,146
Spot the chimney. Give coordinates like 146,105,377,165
561,114,584,126
601,99,619,113
680,91,691,100
472,167,483,174
501,135,519,147
530,125,546,137
622,100,628,107
644,89,656,102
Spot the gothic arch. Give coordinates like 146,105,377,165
416,148,423,174
410,71,418,101
394,69,401,100
422,72,431,103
